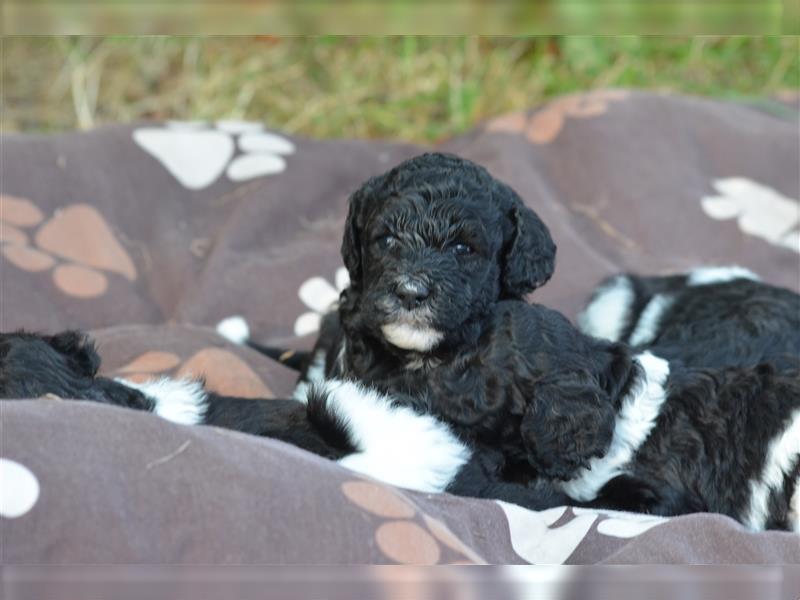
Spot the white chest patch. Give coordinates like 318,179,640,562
558,352,670,502
381,322,443,352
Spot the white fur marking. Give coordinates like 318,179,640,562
381,322,443,352
292,349,326,404
628,294,674,346
687,266,760,286
559,352,670,502
216,315,250,345
577,276,634,342
316,379,471,493
335,339,347,374
789,474,800,533
744,410,800,531
117,377,208,425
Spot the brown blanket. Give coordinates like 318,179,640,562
2,90,799,563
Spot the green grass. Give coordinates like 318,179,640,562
2,36,797,142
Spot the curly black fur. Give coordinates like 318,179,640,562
0,331,151,409
338,152,555,361
299,154,800,529
579,268,800,370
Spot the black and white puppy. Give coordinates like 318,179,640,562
0,329,567,507
267,153,800,531
0,331,351,460
578,266,800,370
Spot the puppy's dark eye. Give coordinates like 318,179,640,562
450,242,473,256
375,234,397,250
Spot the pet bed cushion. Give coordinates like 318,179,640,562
2,90,798,564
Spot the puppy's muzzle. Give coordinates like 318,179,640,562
394,279,431,311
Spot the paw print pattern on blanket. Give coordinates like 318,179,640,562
496,502,668,564
0,458,40,519
133,120,295,190
0,196,137,298
112,347,272,399
341,480,486,564
701,178,800,254
294,267,350,336
486,90,629,144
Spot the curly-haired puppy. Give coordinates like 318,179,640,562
579,266,800,370
278,153,800,530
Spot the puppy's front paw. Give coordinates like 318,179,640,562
528,451,587,482
521,381,616,482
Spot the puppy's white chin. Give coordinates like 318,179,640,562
381,322,443,352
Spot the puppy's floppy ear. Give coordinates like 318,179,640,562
42,331,101,378
340,184,372,289
500,191,556,298
521,379,615,481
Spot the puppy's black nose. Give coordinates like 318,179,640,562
395,281,430,310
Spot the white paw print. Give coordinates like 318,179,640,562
572,507,669,538
701,178,800,254
497,502,670,564
294,267,350,336
133,120,295,190
496,502,598,564
0,458,40,519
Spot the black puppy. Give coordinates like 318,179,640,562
579,266,800,370
0,331,351,460
271,154,800,530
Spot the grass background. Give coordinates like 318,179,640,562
3,36,797,142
